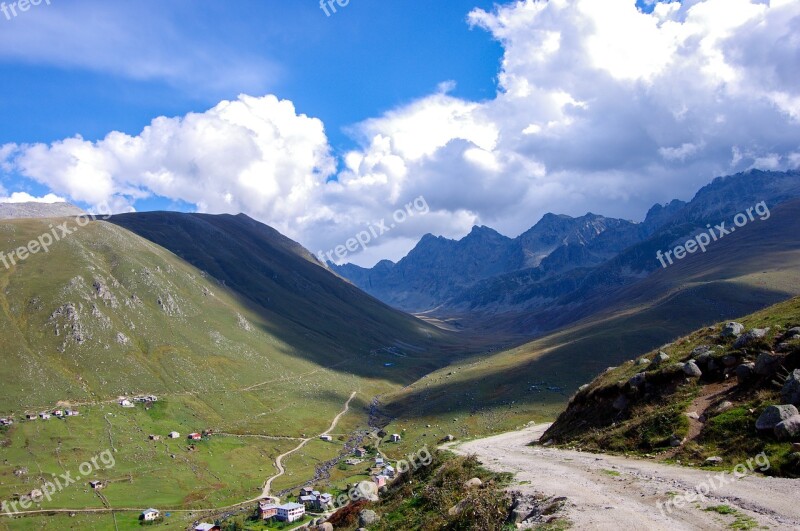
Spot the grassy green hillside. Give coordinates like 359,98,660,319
0,215,467,530
542,296,800,476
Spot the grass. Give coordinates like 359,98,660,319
600,469,621,477
705,505,760,530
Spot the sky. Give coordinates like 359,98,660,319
1,0,799,266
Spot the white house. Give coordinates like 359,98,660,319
119,399,134,408
141,508,161,522
276,502,305,523
39,412,51,420
320,435,333,442
168,431,180,439
391,434,402,442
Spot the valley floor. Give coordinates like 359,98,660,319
449,424,800,530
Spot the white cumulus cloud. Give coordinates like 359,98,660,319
4,0,800,266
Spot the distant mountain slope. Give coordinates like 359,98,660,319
334,212,638,312
381,199,800,439
0,201,84,219
336,170,800,335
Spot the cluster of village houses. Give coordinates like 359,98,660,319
1,408,80,425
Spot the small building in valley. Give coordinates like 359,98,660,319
194,523,220,531
188,433,202,441
391,434,402,442
258,502,278,521
168,431,180,439
320,435,333,442
141,509,161,522
276,502,305,523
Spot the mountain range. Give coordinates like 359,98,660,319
333,170,800,335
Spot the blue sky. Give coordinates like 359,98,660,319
0,1,502,149
1,0,797,265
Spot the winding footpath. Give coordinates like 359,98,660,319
260,391,357,499
449,423,800,531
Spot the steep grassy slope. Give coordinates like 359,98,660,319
542,297,800,476
0,215,464,529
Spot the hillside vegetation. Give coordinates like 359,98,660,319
0,215,464,529
542,296,800,477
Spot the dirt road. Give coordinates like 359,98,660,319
260,391,357,498
450,424,800,530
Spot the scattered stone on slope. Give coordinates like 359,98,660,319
736,363,755,384
237,313,252,331
669,434,685,447
781,370,800,406
649,352,670,369
628,373,646,388
756,405,799,432
734,328,770,349
721,322,745,338
358,510,380,527
683,362,702,378
116,332,130,345
92,278,119,308
157,293,181,316
774,415,800,440
755,352,782,376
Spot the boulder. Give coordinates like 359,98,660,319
692,345,711,357
668,434,684,447
628,373,646,388
775,415,800,441
734,328,769,349
316,524,334,531
637,358,650,366
756,405,799,431
722,355,739,368
694,352,713,367
721,322,745,338
705,456,724,464
755,352,781,376
683,361,702,378
783,327,800,339
464,477,483,489
781,369,800,406
359,510,380,527
649,352,671,369
736,363,755,384
686,412,700,420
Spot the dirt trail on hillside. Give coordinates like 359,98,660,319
449,424,800,530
